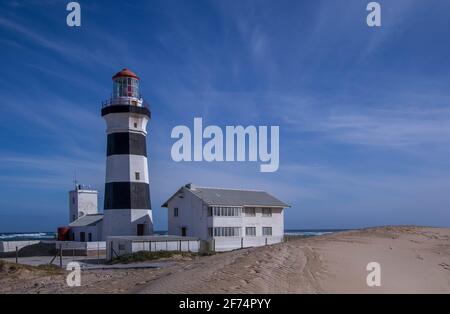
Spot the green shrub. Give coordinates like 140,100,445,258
109,251,196,265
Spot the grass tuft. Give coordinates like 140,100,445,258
0,260,64,275
108,251,197,264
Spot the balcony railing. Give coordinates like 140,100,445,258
101,96,150,110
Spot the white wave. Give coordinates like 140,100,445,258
0,232,51,240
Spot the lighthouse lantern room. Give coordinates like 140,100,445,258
101,68,153,239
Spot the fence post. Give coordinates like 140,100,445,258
15,246,18,264
179,240,181,252
59,244,63,268
241,238,243,249
265,238,268,246
188,240,190,252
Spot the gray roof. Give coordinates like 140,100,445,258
162,185,290,208
69,214,103,227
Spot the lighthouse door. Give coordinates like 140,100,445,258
137,224,145,236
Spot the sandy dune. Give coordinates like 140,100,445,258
1,226,449,294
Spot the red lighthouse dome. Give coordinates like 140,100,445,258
112,68,140,80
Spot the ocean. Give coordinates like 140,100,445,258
0,229,345,241
284,229,346,237
0,232,56,241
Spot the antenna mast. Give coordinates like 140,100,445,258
73,170,78,189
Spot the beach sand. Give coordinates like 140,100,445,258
1,226,449,294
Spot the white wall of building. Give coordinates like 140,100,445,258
213,236,284,252
0,241,40,253
167,190,208,239
42,240,106,251
69,189,98,223
209,207,284,251
237,207,284,237
130,240,199,254
166,189,285,251
106,237,199,260
103,209,153,239
70,221,103,242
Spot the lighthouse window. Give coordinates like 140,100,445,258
135,172,140,180
113,77,139,98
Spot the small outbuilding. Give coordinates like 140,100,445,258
68,214,103,242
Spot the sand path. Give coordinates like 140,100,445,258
1,226,449,293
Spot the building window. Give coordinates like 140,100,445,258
211,206,242,217
262,227,272,236
207,207,213,216
174,207,179,217
244,208,256,217
245,227,256,236
134,122,138,128
262,208,272,217
212,227,241,237
208,227,213,237
135,172,140,180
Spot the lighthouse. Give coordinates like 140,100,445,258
101,68,153,238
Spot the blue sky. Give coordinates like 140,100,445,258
1,0,450,232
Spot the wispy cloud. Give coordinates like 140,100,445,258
0,15,124,70
0,154,104,189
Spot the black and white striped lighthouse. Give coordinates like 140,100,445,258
101,68,153,238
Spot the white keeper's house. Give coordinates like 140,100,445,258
162,184,290,251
